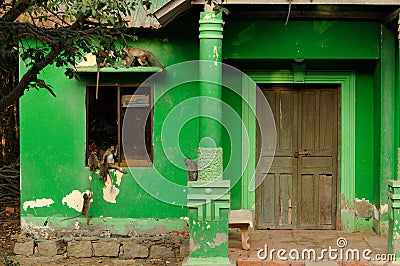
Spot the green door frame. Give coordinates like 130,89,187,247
241,70,356,231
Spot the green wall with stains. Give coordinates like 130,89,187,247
19,11,397,231
19,27,201,220
355,69,379,202
224,19,383,207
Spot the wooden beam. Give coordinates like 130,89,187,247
153,0,192,26
382,7,400,25
192,0,400,5
228,10,387,20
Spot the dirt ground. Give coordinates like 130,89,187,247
0,202,20,261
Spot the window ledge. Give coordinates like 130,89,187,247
77,66,163,73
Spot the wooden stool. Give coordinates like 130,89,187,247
228,209,252,250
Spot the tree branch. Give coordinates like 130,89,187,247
1,0,46,22
0,9,96,111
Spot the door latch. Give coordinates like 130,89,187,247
294,150,311,158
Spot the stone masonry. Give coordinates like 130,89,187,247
14,231,189,262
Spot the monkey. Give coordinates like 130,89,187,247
121,47,164,69
87,151,100,191
184,158,198,181
95,52,107,100
102,145,127,174
98,145,127,186
61,191,92,225
98,158,110,184
95,51,117,99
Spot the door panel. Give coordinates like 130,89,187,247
257,88,297,229
256,86,338,229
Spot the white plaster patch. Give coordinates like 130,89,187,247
62,190,91,212
23,198,54,211
381,204,388,214
102,174,120,203
213,46,219,66
115,170,124,186
75,53,97,67
374,204,380,220
204,14,212,20
207,232,227,248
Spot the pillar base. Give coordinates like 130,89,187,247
182,257,234,265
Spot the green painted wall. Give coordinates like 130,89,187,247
223,18,382,209
224,20,379,59
20,33,200,220
222,79,243,210
19,14,396,228
355,70,378,201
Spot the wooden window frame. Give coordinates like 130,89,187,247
86,84,154,168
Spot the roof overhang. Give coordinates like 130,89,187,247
153,0,400,27
153,0,192,26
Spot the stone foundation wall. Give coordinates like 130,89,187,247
14,231,189,264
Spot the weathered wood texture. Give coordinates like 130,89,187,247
256,86,338,229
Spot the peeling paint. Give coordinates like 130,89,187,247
206,233,227,248
190,238,201,253
373,204,380,220
203,14,212,20
341,193,350,210
115,170,124,186
213,46,219,66
103,174,120,203
21,221,55,239
381,204,388,214
354,198,373,219
23,198,55,211
62,190,91,212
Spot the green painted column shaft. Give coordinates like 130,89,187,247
183,12,231,266
199,12,223,148
380,25,396,208
397,17,400,181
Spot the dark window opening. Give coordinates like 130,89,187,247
86,84,153,167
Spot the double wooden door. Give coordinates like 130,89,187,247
256,85,338,229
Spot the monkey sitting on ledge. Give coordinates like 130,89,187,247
121,47,164,69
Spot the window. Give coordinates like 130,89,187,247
86,84,153,167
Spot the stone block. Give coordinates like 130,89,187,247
237,259,263,266
93,241,121,257
150,245,175,259
37,240,66,256
120,240,149,259
180,244,190,258
67,240,93,258
291,262,305,266
14,240,34,256
264,262,290,266
304,262,339,266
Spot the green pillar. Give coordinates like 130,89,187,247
379,24,396,235
199,12,223,148
388,180,400,259
183,11,232,265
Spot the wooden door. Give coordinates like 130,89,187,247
256,86,338,229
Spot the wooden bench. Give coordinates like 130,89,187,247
228,209,253,250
